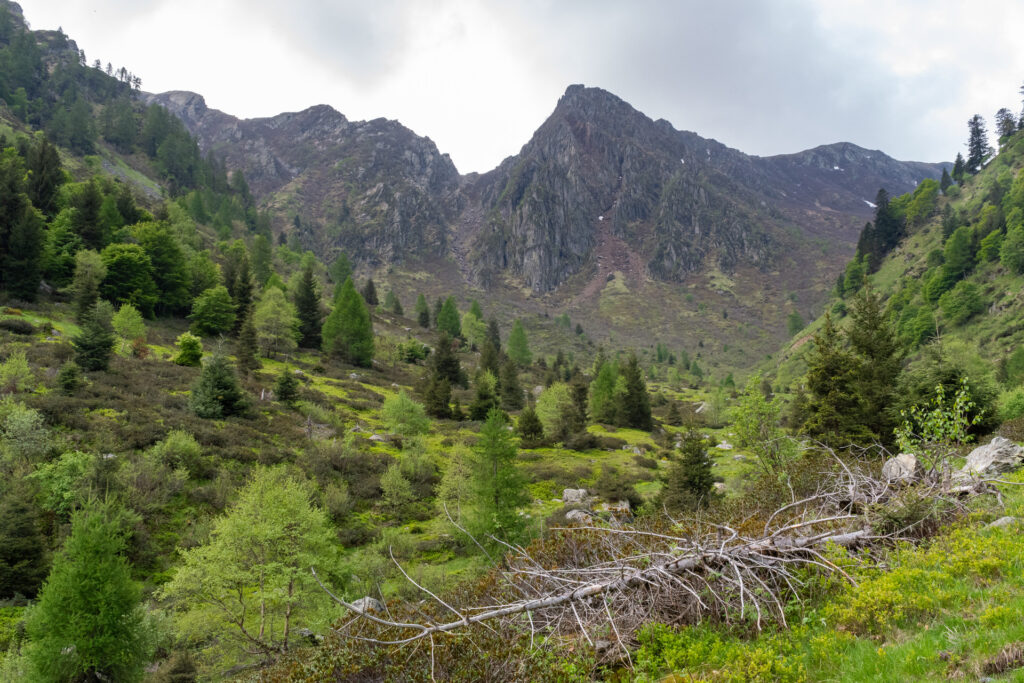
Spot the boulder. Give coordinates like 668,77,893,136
565,509,593,524
881,453,920,483
369,434,387,442
349,597,385,614
987,516,1018,529
961,437,1024,477
713,482,727,493
562,488,588,504
716,442,733,450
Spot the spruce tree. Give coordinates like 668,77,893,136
429,331,466,388
801,313,871,446
507,319,532,366
499,357,524,410
189,353,248,418
71,249,106,322
293,262,322,349
486,318,501,349
0,485,48,599
26,504,151,682
966,114,989,173
848,287,901,445
517,406,545,447
479,339,501,376
72,304,115,372
432,297,444,328
321,277,374,367
235,310,260,376
274,365,300,407
618,353,653,430
4,204,43,301
951,152,966,184
940,168,953,193
329,253,352,300
361,278,378,307
415,293,430,328
422,375,451,419
659,430,715,512
468,371,501,421
436,296,461,338
384,289,403,315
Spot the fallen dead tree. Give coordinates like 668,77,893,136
312,450,1004,665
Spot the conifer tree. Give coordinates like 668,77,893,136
468,409,530,547
172,332,203,367
422,374,451,419
73,304,115,372
428,331,465,388
361,278,378,307
235,311,260,376
618,352,653,430
329,253,352,300
384,289,403,315
432,297,444,328
517,406,545,447
966,114,990,173
436,296,461,338
4,203,43,301
800,314,871,446
415,293,430,328
589,359,619,424
189,353,247,418
659,429,715,512
951,152,966,184
848,287,902,445
479,339,501,377
0,485,48,599
71,249,107,322
468,371,501,420
499,357,524,410
507,319,532,366
321,277,374,367
293,262,322,349
486,318,501,349
26,504,151,682
940,168,953,193
274,365,300,407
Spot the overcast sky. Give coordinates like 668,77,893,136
20,0,1024,173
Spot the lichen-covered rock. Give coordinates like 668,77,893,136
349,597,385,614
565,509,593,524
882,453,920,483
562,488,588,504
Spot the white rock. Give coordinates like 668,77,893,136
562,488,588,504
565,509,593,524
349,597,385,614
881,453,920,483
987,516,1018,529
961,437,1024,477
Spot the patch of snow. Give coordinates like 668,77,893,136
680,158,685,164
863,199,877,208
833,165,844,171
598,215,603,221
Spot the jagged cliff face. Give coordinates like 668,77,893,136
149,85,946,296
146,91,461,264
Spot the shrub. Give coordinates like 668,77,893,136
189,354,248,419
56,361,84,395
0,351,33,395
172,332,203,367
0,318,35,335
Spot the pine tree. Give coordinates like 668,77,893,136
235,310,260,376
329,253,353,300
26,505,151,682
429,331,466,388
847,287,902,445
4,203,43,301
422,374,451,419
432,297,444,328
189,353,248,418
274,365,300,407
507,319,532,366
0,485,48,599
293,262,322,349
415,293,430,328
361,278,378,307
618,353,653,430
479,339,501,376
499,357,524,410
517,406,545,447
468,371,500,420
72,304,115,371
966,114,990,174
659,430,715,512
436,296,461,338
940,168,953,193
951,152,966,185
801,313,871,446
384,290,403,315
56,361,84,394
321,277,374,367
71,249,106,322
996,107,1017,141
486,318,501,349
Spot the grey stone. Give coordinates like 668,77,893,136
987,516,1018,529
562,488,588,504
565,509,593,524
349,597,385,614
961,437,1024,477
881,453,920,483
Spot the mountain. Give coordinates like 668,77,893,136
147,85,947,365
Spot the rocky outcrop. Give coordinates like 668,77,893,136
882,453,921,483
562,488,589,504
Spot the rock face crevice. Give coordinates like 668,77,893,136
147,84,947,294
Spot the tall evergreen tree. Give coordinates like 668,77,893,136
4,203,43,301
436,296,461,338
73,304,116,372
618,352,653,430
996,107,1018,141
432,297,444,328
486,318,501,350
951,152,966,185
507,319,532,366
428,331,466,389
71,179,105,250
133,222,189,315
659,429,715,512
0,485,48,599
293,262,323,349
384,289,403,315
235,310,260,376
801,313,872,447
499,358,524,410
479,339,502,377
361,278,379,307
329,253,353,300
190,353,247,418
848,287,902,445
422,374,451,419
940,168,953,193
966,114,990,174
26,505,151,682
25,135,63,218
415,293,430,328
321,277,374,367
